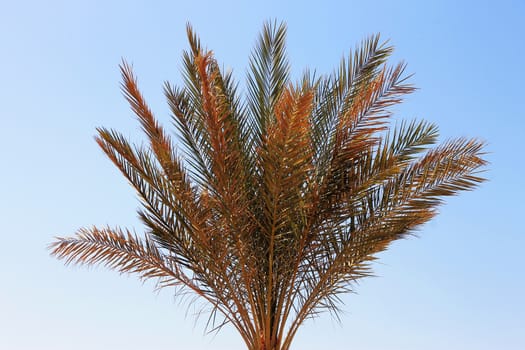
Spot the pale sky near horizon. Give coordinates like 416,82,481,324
1,1,524,349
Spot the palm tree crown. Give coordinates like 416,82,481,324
50,21,486,350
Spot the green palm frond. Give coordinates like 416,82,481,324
247,20,290,145
50,21,486,350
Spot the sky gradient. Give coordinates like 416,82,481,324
1,1,523,349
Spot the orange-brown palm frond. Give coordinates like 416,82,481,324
50,227,179,287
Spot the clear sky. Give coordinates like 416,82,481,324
1,0,523,349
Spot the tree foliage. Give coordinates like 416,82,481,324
50,21,486,350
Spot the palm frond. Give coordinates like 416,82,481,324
288,137,486,337
311,34,393,176
247,20,290,145
50,226,178,286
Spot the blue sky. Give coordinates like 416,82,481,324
1,1,523,349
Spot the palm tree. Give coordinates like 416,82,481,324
50,21,486,350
